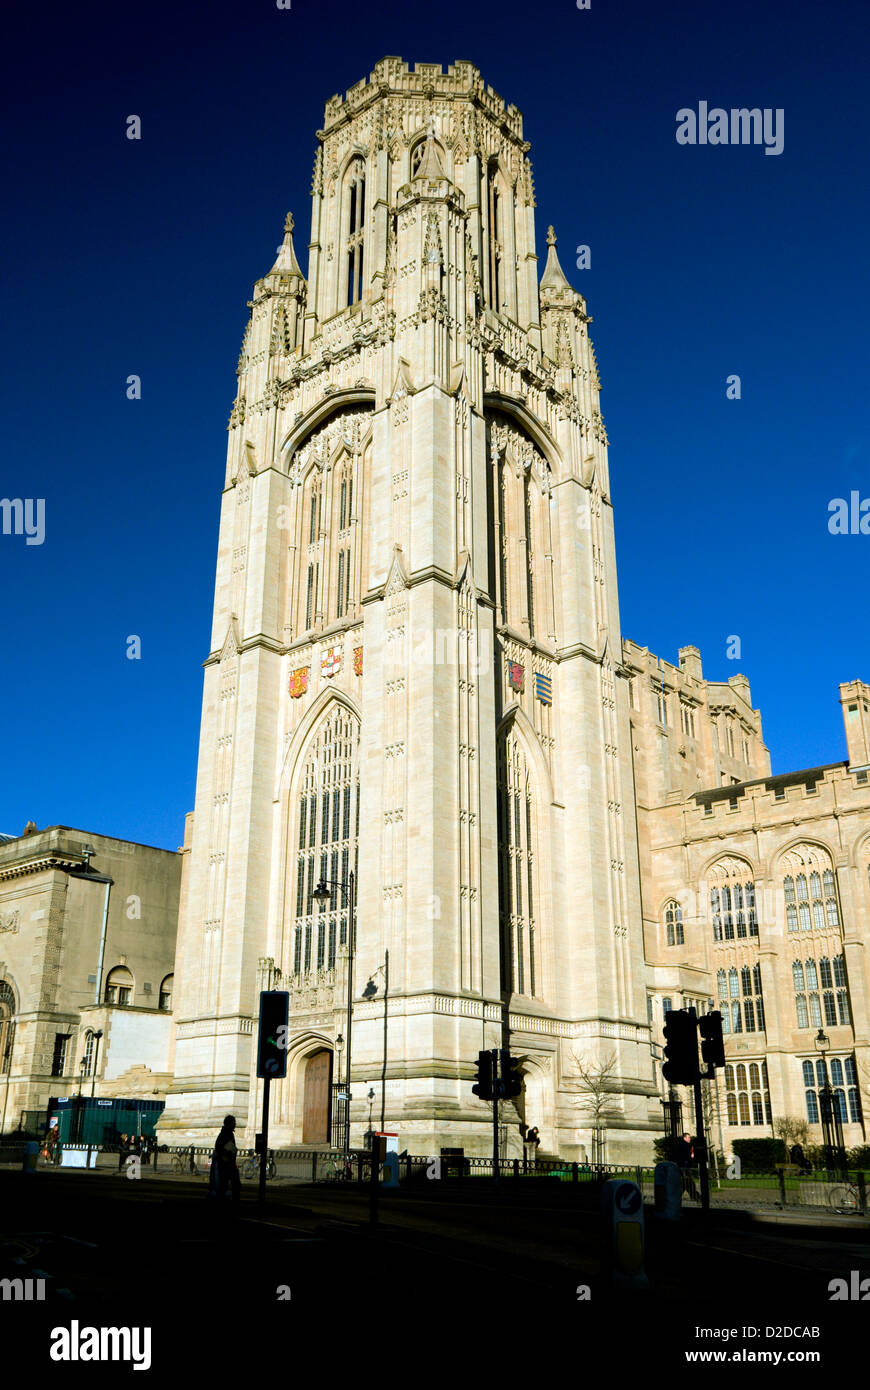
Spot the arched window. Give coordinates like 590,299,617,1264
345,158,366,306
159,974,174,1011
806,1090,819,1123
104,966,133,1006
82,1029,97,1078
665,900,684,946
0,980,15,1075
709,860,757,941
293,705,360,977
497,728,540,998
487,161,502,313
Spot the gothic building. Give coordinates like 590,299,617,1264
161,58,869,1163
162,57,657,1158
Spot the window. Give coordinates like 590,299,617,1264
783,853,839,932
803,1055,862,1126
293,706,359,977
725,1059,771,1127
664,900,684,946
656,686,668,726
662,996,673,1015
0,980,15,1075
51,1033,70,1078
82,1029,97,1078
498,729,540,997
104,966,133,1006
710,861,757,941
345,158,366,306
159,974,173,1011
487,162,502,313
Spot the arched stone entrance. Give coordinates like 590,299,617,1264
301,1049,332,1143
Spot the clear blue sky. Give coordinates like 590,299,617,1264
2,0,867,849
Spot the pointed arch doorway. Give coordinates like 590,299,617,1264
302,1049,333,1144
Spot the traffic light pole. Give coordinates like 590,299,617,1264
491,1047,500,1186
259,1074,271,1206
692,1072,710,1213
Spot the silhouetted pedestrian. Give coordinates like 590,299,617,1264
209,1115,241,1207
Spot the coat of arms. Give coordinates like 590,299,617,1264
288,667,309,699
353,647,363,677
507,660,524,692
322,647,342,678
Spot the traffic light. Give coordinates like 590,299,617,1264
661,1008,699,1086
698,1010,726,1070
256,990,290,1079
499,1050,523,1099
472,1049,494,1100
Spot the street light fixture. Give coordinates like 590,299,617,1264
313,871,356,1160
814,1027,844,1174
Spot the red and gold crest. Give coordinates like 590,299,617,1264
353,646,363,677
288,667,309,699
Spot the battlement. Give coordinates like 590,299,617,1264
321,57,525,141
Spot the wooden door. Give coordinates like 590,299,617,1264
302,1049,332,1143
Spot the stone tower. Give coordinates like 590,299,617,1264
162,58,657,1159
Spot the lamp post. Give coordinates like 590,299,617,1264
313,870,355,1160
814,1027,845,1175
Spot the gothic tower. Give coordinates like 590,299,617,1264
163,58,658,1158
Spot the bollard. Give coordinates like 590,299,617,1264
778,1167,787,1206
602,1178,648,1288
654,1161,682,1220
22,1141,39,1175
857,1172,866,1216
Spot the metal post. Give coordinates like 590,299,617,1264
258,1075,271,1205
857,1172,866,1216
692,1075,710,1213
491,1047,499,1186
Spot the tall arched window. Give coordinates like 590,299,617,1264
664,900,684,946
0,981,15,1075
781,846,840,932
159,974,174,1011
82,1029,96,1078
497,727,539,998
487,161,502,313
345,158,366,306
293,705,359,977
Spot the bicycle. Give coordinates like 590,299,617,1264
324,1156,354,1183
827,1180,860,1213
241,1151,276,1180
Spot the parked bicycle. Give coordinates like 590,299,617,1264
241,1151,276,1180
324,1155,354,1183
827,1180,861,1213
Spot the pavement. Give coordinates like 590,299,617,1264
1,1167,866,1375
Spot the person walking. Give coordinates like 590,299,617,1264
118,1133,129,1172
209,1115,241,1207
675,1132,699,1200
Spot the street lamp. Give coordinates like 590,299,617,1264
814,1027,845,1174
313,870,356,1160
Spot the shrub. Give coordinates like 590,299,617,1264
731,1138,787,1172
848,1145,870,1171
653,1136,682,1164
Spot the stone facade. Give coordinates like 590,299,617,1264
629,645,870,1156
0,826,180,1131
161,58,869,1163
162,58,656,1159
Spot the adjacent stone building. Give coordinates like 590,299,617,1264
631,646,870,1156
0,826,181,1132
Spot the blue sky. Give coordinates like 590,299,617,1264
1,0,867,848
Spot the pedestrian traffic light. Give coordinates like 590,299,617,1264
698,1010,726,1070
499,1050,523,1100
472,1049,494,1100
256,990,290,1079
661,1008,699,1086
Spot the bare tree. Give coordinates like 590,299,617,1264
773,1115,810,1159
573,1051,620,1165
